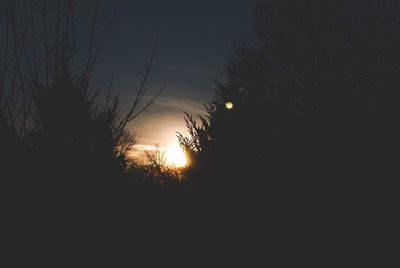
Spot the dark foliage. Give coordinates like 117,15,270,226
0,0,165,200
0,2,175,258
179,0,399,199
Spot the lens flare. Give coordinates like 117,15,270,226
225,101,234,110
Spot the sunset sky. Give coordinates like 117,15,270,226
89,0,254,157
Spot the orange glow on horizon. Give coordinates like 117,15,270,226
130,143,188,168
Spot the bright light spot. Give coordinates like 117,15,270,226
225,101,234,110
165,145,187,167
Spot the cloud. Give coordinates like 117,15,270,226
153,96,207,115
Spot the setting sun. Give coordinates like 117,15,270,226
165,145,187,167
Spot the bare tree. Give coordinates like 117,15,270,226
0,0,165,183
0,0,32,138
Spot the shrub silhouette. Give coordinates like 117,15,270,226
127,145,185,194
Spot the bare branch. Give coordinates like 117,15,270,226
115,37,166,141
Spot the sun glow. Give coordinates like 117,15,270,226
165,145,187,167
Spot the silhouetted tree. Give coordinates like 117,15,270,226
0,0,165,191
179,0,400,192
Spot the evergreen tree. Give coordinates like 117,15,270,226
179,0,400,191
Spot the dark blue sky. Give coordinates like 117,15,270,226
89,0,254,151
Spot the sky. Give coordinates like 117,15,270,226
88,0,254,155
